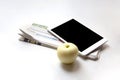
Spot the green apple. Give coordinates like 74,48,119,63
57,42,79,64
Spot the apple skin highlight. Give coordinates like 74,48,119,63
57,43,79,64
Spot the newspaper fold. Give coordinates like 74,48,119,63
19,23,63,49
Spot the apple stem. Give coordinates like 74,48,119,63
65,45,70,48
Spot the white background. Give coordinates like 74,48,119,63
0,0,120,80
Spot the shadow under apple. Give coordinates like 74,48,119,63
60,60,81,72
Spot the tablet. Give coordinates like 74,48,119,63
48,19,107,55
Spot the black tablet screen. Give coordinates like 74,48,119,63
52,19,103,51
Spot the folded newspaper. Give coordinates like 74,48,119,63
18,23,104,60
19,23,63,49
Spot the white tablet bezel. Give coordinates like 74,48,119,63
47,27,107,56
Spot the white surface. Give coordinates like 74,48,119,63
0,0,120,80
